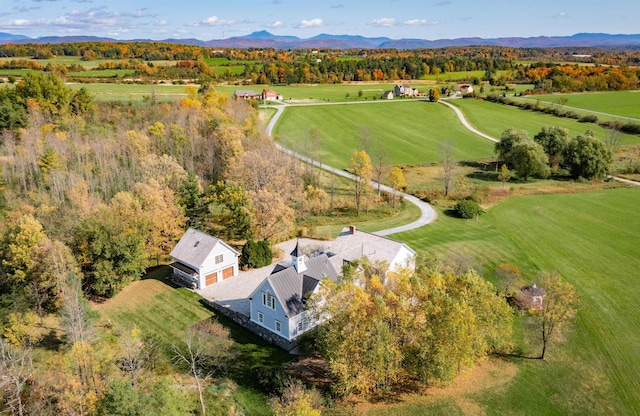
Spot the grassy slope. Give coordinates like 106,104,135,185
393,188,640,415
448,98,640,146
527,91,640,119
95,270,291,416
274,101,494,169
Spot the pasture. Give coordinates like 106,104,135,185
274,101,495,169
448,98,640,146
519,91,640,120
393,188,640,415
68,82,190,101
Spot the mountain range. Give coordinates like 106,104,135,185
1,31,640,49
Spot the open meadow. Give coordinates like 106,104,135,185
68,82,190,101
518,91,640,120
447,98,640,146
274,101,495,169
391,188,640,415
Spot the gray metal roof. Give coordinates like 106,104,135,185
328,226,416,269
267,253,338,317
170,228,238,269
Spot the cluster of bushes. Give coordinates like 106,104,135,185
455,199,484,219
485,95,640,136
241,240,273,269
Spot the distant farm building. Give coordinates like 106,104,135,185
459,84,474,95
233,89,261,100
381,90,394,99
262,89,283,101
394,83,419,97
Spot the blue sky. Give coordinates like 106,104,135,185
1,0,638,40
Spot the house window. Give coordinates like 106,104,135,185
262,291,275,310
275,320,281,333
215,254,223,264
258,312,264,323
297,321,303,333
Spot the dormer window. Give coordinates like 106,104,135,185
262,291,275,310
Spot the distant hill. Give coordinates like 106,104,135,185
1,31,640,49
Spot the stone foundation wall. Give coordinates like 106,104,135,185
201,299,297,353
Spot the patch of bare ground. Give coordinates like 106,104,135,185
345,358,518,415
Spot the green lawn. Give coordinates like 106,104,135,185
391,188,640,415
274,101,495,169
448,98,640,146
519,91,640,120
96,270,291,415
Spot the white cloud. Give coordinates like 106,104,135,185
193,16,236,27
0,7,154,34
267,20,284,28
368,18,396,27
553,12,569,18
296,18,323,28
404,19,442,26
156,20,168,26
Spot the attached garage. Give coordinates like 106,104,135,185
222,266,234,280
205,272,218,286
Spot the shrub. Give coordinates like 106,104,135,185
621,123,640,135
580,115,598,123
454,199,484,219
240,240,273,269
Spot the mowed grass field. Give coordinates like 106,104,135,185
68,83,190,101
392,188,640,415
274,101,495,169
522,91,640,120
448,98,640,146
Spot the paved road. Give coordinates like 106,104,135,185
267,101,437,235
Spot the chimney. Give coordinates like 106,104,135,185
349,225,356,234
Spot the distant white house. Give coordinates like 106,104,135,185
394,83,419,97
459,84,474,95
248,226,415,341
170,228,239,289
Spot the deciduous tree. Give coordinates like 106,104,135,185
509,139,550,181
387,166,406,211
438,140,457,197
564,132,613,180
533,126,570,170
172,320,233,416
350,150,372,216
537,272,577,359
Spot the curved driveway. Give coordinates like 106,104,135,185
440,97,640,187
266,101,437,235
